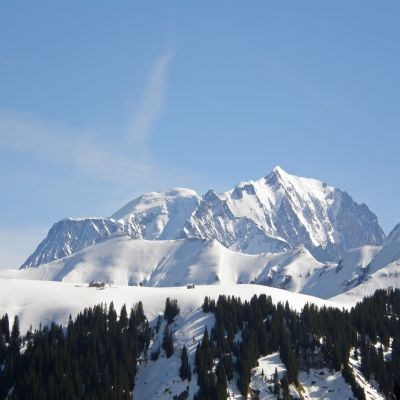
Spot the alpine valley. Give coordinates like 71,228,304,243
1,167,400,400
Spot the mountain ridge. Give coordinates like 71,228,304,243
21,166,385,269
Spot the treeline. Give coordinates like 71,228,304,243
195,289,400,399
0,302,151,400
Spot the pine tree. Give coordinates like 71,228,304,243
215,360,228,400
0,314,10,342
273,368,281,397
179,345,191,381
162,325,174,358
360,341,372,381
9,315,21,358
119,304,128,330
164,298,180,324
216,359,227,388
281,374,290,400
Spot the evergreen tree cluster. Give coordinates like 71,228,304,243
353,289,400,397
0,314,20,399
194,289,400,399
0,302,150,400
164,298,180,325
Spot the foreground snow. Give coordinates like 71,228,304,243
0,277,385,399
0,279,342,333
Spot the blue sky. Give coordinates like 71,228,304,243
1,1,399,267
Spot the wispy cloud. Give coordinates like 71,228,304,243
127,48,174,152
0,49,184,191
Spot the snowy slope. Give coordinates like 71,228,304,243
6,236,326,292
21,167,385,268
331,223,400,304
301,245,381,299
111,188,201,240
0,277,349,400
0,274,387,399
331,257,400,304
0,279,339,334
12,234,395,299
368,223,400,275
249,353,355,400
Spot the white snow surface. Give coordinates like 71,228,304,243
3,235,354,297
332,228,400,304
3,236,323,289
111,188,201,240
0,279,339,335
300,245,382,299
9,234,399,300
332,262,400,305
297,368,354,400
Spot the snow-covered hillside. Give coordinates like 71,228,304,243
300,245,382,299
10,233,399,299
0,279,339,334
21,167,385,268
0,277,368,399
330,223,400,304
5,235,325,291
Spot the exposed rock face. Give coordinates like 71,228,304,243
21,218,124,268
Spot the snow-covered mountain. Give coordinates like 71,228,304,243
183,166,384,261
9,231,397,299
21,217,124,268
21,167,385,269
329,223,400,304
12,235,325,290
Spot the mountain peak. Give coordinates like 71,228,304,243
267,165,298,183
272,165,287,175
269,165,291,180
265,165,294,187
